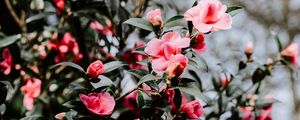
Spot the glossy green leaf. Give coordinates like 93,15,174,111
65,110,78,120
91,75,115,89
103,61,127,73
137,90,145,108
173,88,182,109
136,74,161,87
123,18,155,31
51,62,85,73
0,34,21,48
226,6,242,13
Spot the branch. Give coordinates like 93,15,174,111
4,0,26,32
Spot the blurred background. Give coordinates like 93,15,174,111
0,0,300,119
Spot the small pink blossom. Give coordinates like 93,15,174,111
0,48,12,75
123,41,147,69
239,106,253,120
281,43,298,65
184,0,232,33
146,9,163,26
180,100,205,119
245,41,253,55
152,54,188,77
79,93,115,116
20,78,42,110
90,20,113,36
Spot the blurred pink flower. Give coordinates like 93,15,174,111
0,48,12,75
90,20,113,36
184,0,232,33
79,93,115,116
281,43,298,65
20,78,42,110
180,100,205,119
245,41,253,55
123,86,151,113
87,60,106,78
239,106,253,120
258,94,273,120
123,41,147,69
55,112,66,120
48,32,82,63
53,0,64,10
146,9,163,27
152,54,188,77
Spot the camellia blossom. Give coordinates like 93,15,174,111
144,32,190,75
123,41,147,69
90,20,113,36
48,32,82,63
281,43,298,65
79,93,115,116
190,33,206,54
20,78,42,110
184,0,232,33
53,0,65,14
87,60,106,78
180,100,205,119
0,48,12,75
146,9,163,27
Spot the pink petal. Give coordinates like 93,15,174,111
151,57,168,72
213,14,232,30
184,5,201,21
161,32,180,42
171,38,191,48
23,95,34,110
144,38,164,57
193,19,213,33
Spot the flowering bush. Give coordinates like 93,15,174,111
0,0,299,120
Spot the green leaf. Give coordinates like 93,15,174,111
123,18,155,31
103,61,127,73
226,6,242,13
164,15,185,32
91,75,115,89
137,90,145,108
63,100,84,109
191,51,209,72
20,115,48,120
69,82,87,91
0,82,8,105
252,68,266,84
25,12,56,23
51,62,85,73
274,35,283,51
173,88,182,109
0,104,5,115
65,111,78,120
136,74,161,87
0,34,21,48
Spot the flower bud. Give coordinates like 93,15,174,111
146,9,163,28
244,41,253,59
281,43,298,65
87,60,105,78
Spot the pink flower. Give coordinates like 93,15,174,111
79,93,115,116
257,94,273,120
20,78,42,110
239,106,254,120
245,41,253,55
146,9,163,26
281,43,298,65
87,60,106,78
220,73,230,89
53,0,65,10
160,87,189,112
184,0,232,33
180,100,205,119
144,32,189,75
90,20,113,36
123,41,147,69
123,90,138,112
48,32,82,63
0,48,12,75
191,33,206,54
153,54,188,77
145,32,190,58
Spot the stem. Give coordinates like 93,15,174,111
289,67,299,120
4,0,26,32
115,88,137,101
